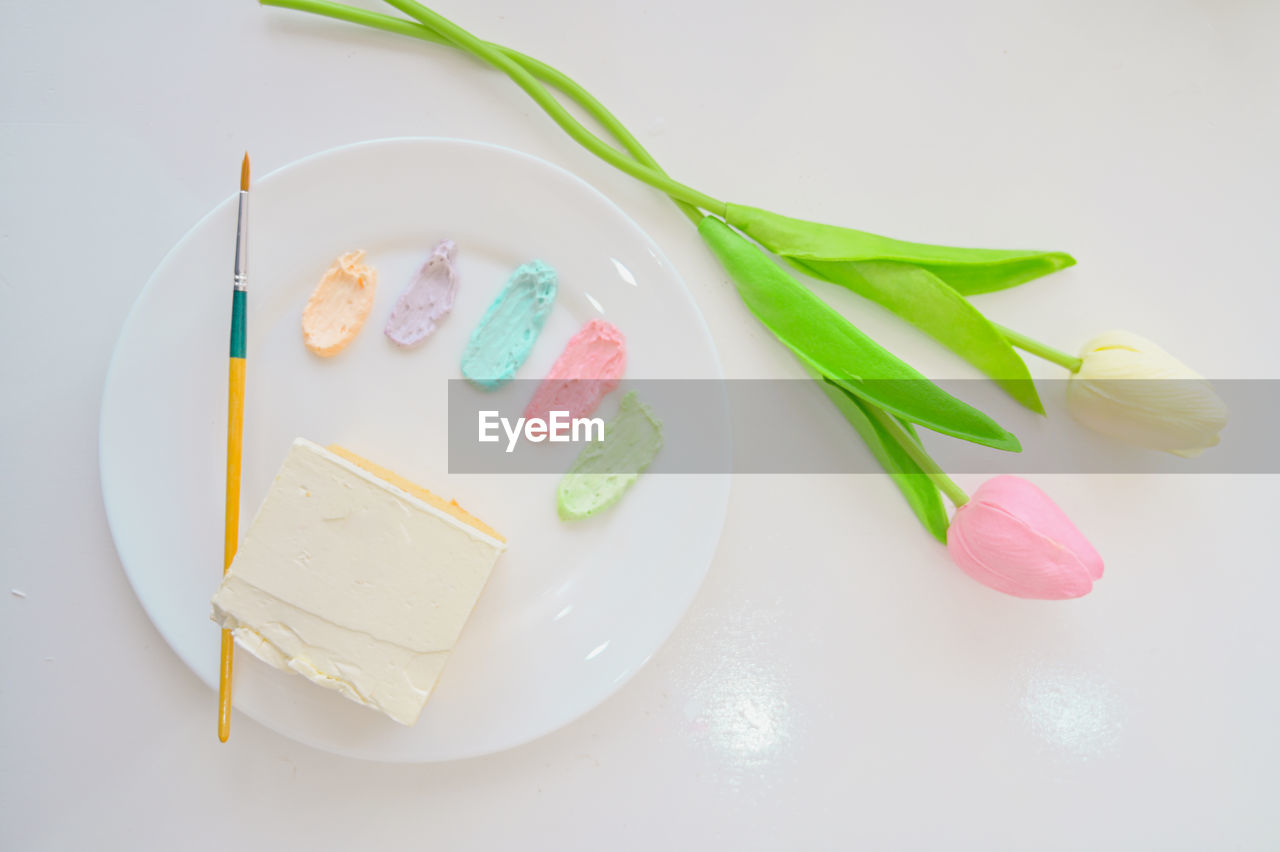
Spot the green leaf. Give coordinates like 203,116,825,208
793,259,1044,413
816,376,949,541
724,203,1075,296
697,216,1020,452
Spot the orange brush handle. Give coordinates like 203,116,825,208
218,355,246,742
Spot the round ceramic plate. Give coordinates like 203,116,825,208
100,138,729,762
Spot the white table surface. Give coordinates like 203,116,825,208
3,1,1278,849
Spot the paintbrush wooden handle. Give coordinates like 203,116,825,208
218,291,247,742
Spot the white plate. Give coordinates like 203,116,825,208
100,138,729,762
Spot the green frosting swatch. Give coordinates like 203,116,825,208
557,391,663,521
461,260,557,389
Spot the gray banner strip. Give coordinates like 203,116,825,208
447,379,1278,474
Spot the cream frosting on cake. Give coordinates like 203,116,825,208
210,438,505,725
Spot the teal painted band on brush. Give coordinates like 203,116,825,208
230,290,247,359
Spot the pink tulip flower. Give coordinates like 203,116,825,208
947,476,1103,600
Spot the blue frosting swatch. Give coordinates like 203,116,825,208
461,260,558,389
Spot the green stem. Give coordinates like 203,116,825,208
993,322,1083,372
263,0,439,41
378,0,722,210
865,406,969,508
261,0,705,226
389,0,725,214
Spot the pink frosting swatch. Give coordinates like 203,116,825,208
384,240,458,348
524,319,626,421
947,475,1104,600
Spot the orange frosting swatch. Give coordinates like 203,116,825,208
302,250,377,357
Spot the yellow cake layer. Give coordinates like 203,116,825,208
327,444,506,543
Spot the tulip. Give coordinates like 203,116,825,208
1066,330,1228,457
947,476,1104,600
850,410,1103,599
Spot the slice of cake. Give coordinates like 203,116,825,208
210,438,505,725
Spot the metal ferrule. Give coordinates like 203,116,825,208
233,190,249,290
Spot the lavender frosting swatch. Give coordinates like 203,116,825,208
384,239,459,348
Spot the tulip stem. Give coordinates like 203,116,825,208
260,0,708,228
266,0,726,215
381,0,728,212
994,323,1083,373
864,406,969,508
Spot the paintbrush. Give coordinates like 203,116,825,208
218,153,250,742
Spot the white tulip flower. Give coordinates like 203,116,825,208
1066,330,1228,456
